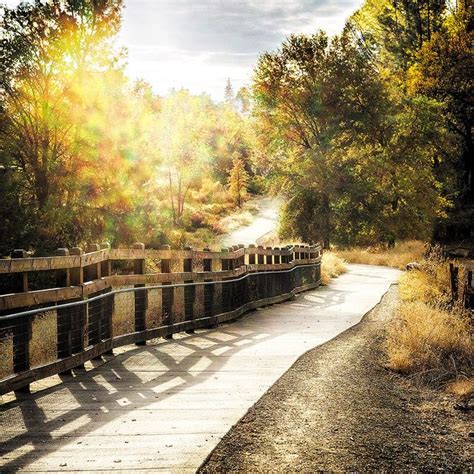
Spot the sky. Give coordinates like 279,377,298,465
4,0,364,101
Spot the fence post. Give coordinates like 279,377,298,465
55,248,70,287
132,243,146,345
238,244,245,267
221,248,229,271
274,247,281,265
449,262,458,303
202,248,216,328
132,242,146,275
160,245,173,339
100,242,111,277
266,247,273,265
10,249,28,292
248,244,256,265
184,247,195,334
466,270,473,309
70,247,84,286
10,250,31,394
192,249,205,325
85,243,101,281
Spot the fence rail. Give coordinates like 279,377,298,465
0,243,322,396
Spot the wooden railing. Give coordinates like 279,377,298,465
0,243,322,395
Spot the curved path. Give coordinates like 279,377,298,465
0,264,400,472
220,196,281,247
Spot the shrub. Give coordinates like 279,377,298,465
386,253,473,390
321,251,347,285
386,301,473,385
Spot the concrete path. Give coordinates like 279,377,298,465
0,264,400,472
220,197,281,247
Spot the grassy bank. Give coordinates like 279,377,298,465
336,240,425,269
386,252,473,399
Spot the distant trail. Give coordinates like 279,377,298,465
220,196,282,247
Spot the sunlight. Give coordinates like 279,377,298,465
0,0,471,471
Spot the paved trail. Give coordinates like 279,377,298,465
0,265,400,472
220,196,281,247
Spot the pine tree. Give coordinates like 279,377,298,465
224,78,234,105
228,158,249,207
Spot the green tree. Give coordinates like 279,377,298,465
236,86,251,114
348,0,448,73
253,31,444,247
157,90,213,225
409,2,474,240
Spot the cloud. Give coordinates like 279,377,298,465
119,0,363,99
3,0,364,100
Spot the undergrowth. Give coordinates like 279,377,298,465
336,240,425,270
386,249,473,397
321,251,347,285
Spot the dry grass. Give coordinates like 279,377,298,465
398,255,453,307
386,253,473,391
0,334,14,379
336,240,425,270
29,311,57,367
386,301,473,385
445,377,474,399
217,200,259,235
321,251,347,285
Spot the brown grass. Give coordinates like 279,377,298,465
0,333,14,379
386,301,473,384
445,377,474,399
336,240,425,270
398,252,454,307
29,311,57,367
321,251,347,285
386,253,473,391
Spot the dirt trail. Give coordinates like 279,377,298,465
200,286,473,472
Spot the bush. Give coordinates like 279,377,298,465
386,301,473,385
386,253,473,390
321,251,347,285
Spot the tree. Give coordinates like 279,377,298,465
0,0,123,250
208,103,253,183
224,78,234,105
409,2,474,240
228,157,249,207
253,31,444,247
236,87,251,114
157,90,213,225
347,0,448,73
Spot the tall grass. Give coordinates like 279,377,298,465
321,251,347,285
386,302,473,386
386,251,473,394
336,240,425,269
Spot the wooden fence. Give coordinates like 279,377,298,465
449,260,474,309
0,243,322,395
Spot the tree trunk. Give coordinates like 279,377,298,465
322,193,331,249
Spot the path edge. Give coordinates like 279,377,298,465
196,281,399,472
